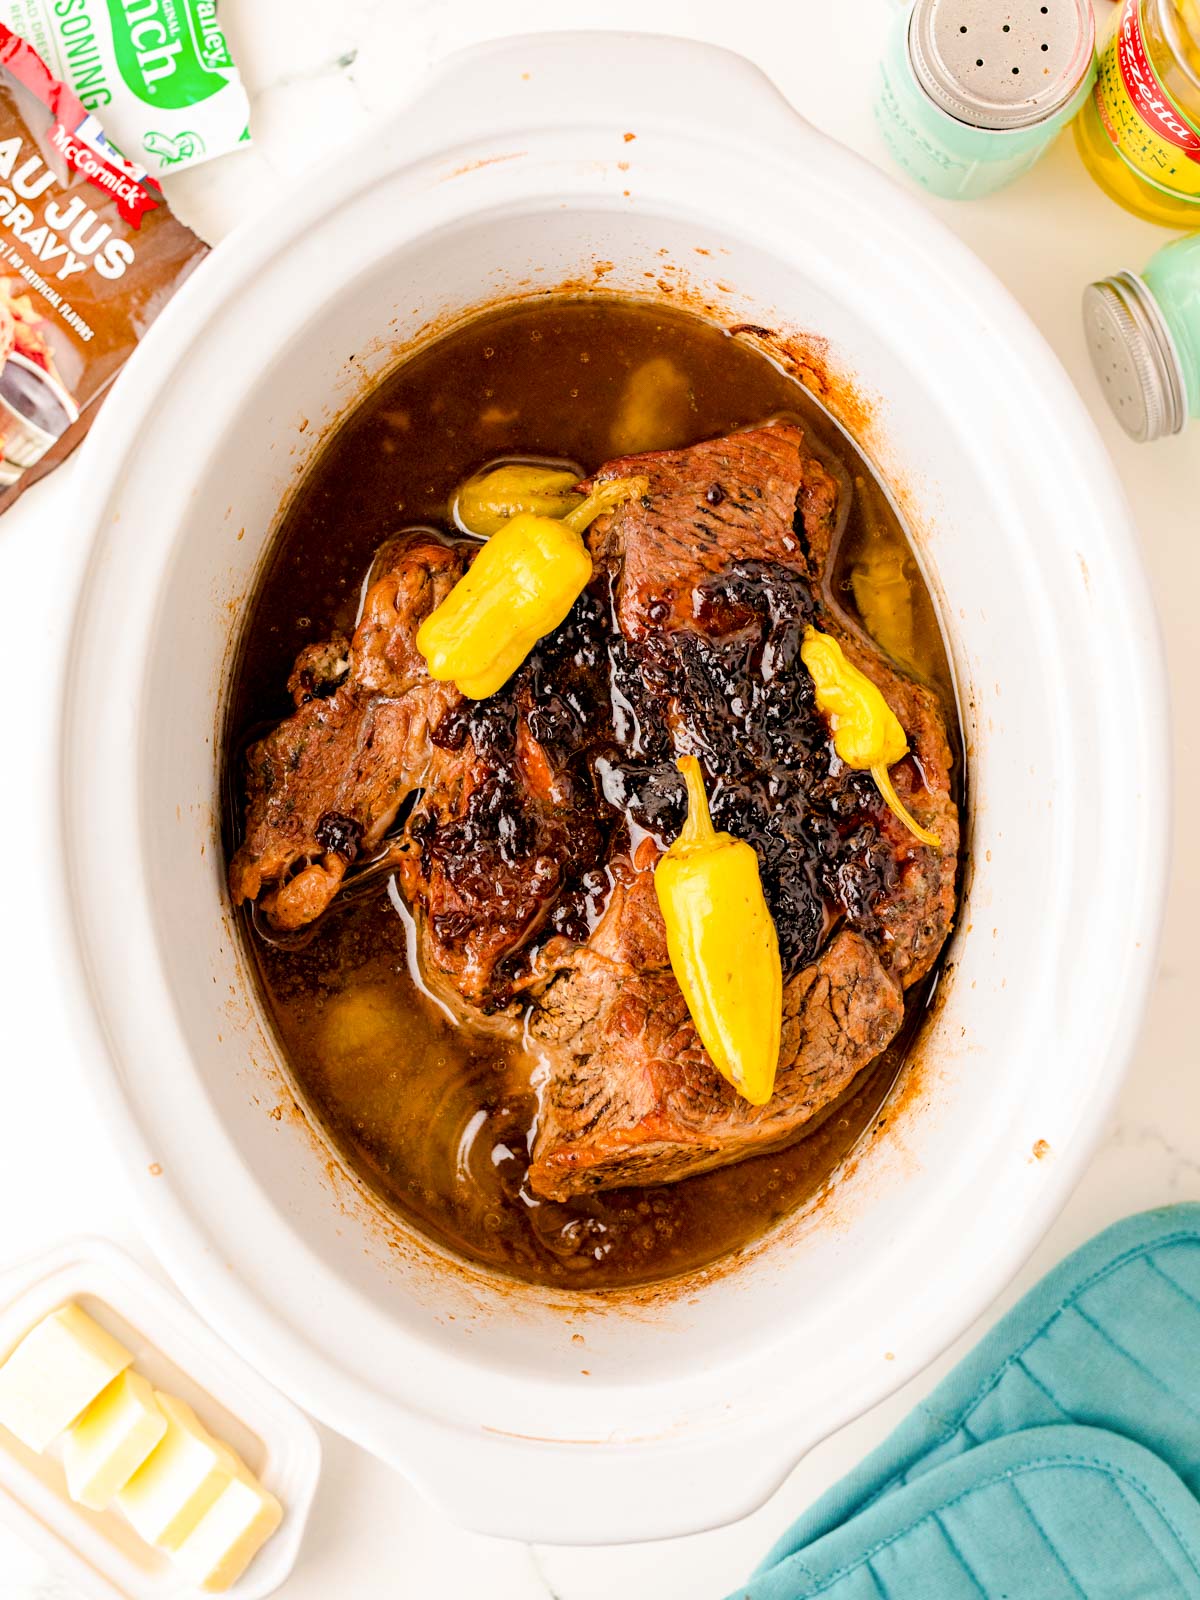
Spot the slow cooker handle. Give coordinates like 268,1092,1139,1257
380,1414,824,1546
388,30,819,157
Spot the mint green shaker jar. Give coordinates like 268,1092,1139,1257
877,0,1096,200
1083,234,1200,442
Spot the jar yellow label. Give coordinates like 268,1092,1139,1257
1094,1,1200,201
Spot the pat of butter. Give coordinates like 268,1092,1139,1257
116,1393,232,1551
0,1303,132,1452
63,1369,167,1511
173,1464,283,1593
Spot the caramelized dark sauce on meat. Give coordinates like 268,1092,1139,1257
421,556,892,1003
226,299,960,1290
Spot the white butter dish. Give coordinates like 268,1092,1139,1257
0,1236,320,1599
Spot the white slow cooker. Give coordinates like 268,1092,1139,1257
56,35,1169,1544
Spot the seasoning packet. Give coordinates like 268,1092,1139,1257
0,1,249,177
0,24,206,516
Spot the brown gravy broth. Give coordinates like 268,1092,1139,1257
226,298,960,1290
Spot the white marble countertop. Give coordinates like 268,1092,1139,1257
1,0,1197,1595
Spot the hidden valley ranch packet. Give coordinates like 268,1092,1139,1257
1,1,248,176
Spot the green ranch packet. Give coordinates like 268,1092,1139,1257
0,1,249,177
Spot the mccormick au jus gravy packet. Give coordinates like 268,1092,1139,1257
0,23,205,516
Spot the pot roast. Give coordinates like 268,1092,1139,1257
229,424,958,1200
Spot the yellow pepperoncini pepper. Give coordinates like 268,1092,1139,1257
453,463,582,538
800,626,940,849
654,756,782,1107
417,475,648,700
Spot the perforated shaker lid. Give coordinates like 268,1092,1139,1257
1083,271,1188,444
908,0,1096,131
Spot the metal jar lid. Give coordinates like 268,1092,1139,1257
1083,271,1189,443
908,0,1096,131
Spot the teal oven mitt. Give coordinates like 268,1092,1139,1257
737,1205,1200,1599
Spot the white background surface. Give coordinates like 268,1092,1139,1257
1,0,1197,1595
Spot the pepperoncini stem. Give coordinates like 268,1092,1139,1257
655,756,782,1107
676,751,716,850
871,763,941,850
562,473,650,535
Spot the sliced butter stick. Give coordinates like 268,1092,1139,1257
63,1368,167,1510
172,1455,283,1594
116,1393,233,1551
0,1303,132,1452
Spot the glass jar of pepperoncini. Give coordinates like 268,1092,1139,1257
1083,232,1200,440
1076,0,1200,226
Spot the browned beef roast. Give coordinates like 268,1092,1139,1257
228,530,583,1005
228,533,464,934
229,424,958,1197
